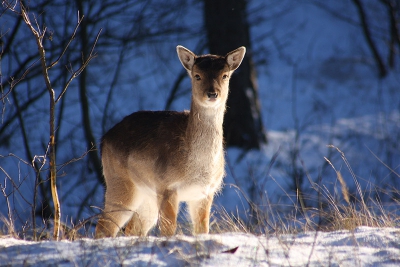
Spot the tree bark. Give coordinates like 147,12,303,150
203,0,267,150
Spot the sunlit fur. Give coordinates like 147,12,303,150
95,45,246,238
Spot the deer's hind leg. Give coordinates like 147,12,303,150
95,173,143,238
187,195,214,234
158,190,179,236
125,197,158,236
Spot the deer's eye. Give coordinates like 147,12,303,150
222,74,228,80
194,74,201,80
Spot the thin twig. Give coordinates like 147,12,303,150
47,11,84,70
55,28,102,103
0,57,41,101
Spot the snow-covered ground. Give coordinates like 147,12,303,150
1,227,399,266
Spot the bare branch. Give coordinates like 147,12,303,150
56,147,93,174
0,89,45,137
20,3,53,93
1,1,19,16
47,11,84,70
0,57,41,101
0,165,32,207
55,28,102,103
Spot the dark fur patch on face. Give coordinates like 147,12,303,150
194,55,227,72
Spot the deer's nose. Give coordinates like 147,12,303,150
207,92,218,99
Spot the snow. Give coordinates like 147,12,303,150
1,227,399,266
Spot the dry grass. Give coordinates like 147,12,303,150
1,146,400,240
206,146,400,236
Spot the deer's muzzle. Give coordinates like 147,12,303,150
207,92,218,99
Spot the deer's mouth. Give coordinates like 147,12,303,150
207,92,218,101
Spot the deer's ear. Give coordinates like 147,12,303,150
177,45,196,71
226,47,246,71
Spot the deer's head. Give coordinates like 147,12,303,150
177,46,246,108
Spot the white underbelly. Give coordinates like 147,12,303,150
176,183,213,202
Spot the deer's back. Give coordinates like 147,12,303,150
102,110,189,157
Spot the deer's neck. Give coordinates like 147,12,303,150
185,100,225,160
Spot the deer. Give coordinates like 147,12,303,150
95,45,246,238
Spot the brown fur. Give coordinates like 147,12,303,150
95,45,246,238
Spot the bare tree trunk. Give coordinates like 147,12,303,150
76,0,104,187
203,0,267,150
352,0,387,78
381,0,400,69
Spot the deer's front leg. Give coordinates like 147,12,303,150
187,195,214,234
158,190,179,236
